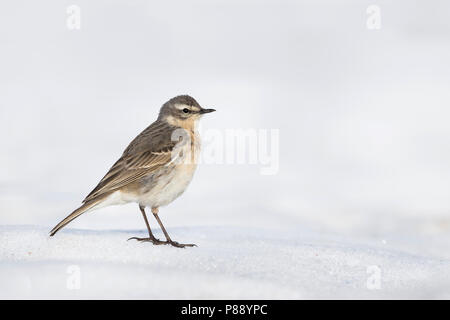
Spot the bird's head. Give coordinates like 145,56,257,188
158,95,215,128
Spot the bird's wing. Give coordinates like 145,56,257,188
82,143,176,203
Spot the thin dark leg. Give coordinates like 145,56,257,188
151,207,172,241
139,205,156,238
128,205,166,245
151,207,196,248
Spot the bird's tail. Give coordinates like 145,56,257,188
49,198,104,237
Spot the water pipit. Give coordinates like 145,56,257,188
50,95,215,248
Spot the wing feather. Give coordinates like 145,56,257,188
82,145,175,203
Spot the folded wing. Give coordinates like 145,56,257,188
82,144,176,203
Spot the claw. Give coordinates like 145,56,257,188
127,236,196,248
168,241,197,248
127,237,167,245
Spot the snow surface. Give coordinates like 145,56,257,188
2,0,450,300
1,224,450,299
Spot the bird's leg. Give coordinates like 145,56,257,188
128,205,166,245
151,207,196,248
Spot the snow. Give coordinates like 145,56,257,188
1,0,450,299
1,224,450,299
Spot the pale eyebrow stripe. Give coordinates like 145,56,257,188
175,104,189,110
175,104,201,111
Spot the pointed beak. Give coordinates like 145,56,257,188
199,108,216,114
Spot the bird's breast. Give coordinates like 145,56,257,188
137,131,200,208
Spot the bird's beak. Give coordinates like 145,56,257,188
200,108,216,114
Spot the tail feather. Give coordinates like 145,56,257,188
49,198,103,236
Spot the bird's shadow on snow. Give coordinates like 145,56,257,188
20,224,317,247
47,225,299,241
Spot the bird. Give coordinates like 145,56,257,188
49,95,216,248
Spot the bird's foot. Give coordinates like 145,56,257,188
127,236,196,248
127,236,166,245
166,240,197,248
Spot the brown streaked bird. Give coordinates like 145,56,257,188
50,95,215,248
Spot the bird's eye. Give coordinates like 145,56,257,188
183,108,190,113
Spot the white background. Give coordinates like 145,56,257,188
1,0,450,299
